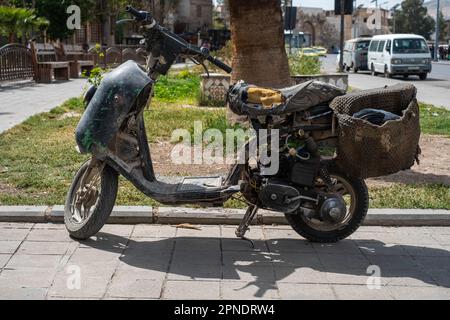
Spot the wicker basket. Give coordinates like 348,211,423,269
329,84,421,179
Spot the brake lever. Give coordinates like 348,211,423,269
188,56,210,78
201,61,210,78
116,19,135,25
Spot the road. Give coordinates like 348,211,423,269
322,55,450,109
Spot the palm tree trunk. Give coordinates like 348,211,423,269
228,0,292,88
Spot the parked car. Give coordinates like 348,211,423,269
312,46,327,57
299,47,319,57
368,34,432,80
342,37,372,73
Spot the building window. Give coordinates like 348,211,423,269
197,5,202,18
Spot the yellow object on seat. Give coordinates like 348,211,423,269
247,87,284,109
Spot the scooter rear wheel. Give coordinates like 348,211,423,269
285,170,368,243
64,159,118,240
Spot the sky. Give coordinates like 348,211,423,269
291,0,403,11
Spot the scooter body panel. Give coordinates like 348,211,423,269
75,60,153,154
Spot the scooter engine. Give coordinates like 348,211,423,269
258,179,301,213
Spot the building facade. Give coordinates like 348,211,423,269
70,0,213,47
295,6,390,50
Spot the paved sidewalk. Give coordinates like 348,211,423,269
0,223,449,300
0,79,87,133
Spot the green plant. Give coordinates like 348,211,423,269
84,66,108,87
154,70,201,104
83,44,107,86
289,54,322,75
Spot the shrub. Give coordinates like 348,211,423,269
154,70,200,104
289,54,322,75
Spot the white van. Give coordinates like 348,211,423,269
368,34,432,80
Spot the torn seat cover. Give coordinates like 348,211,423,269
76,60,153,154
228,80,345,118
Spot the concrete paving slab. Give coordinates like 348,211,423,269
107,275,163,299
221,238,268,252
266,239,315,253
168,263,222,281
0,228,32,243
387,285,450,300
131,225,177,238
17,241,71,255
0,254,11,269
0,287,47,300
274,266,329,284
6,254,62,270
221,281,280,300
0,269,55,288
0,241,21,254
332,284,393,300
26,228,73,242
277,283,335,300
162,280,220,300
222,265,275,283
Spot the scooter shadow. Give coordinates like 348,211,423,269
81,233,450,297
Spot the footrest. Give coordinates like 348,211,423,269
177,177,223,191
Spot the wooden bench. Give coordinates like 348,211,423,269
60,44,94,78
30,42,70,83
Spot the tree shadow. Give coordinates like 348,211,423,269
80,233,450,297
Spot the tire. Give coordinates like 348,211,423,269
285,169,369,243
64,159,119,240
419,73,427,80
371,64,377,76
384,66,392,78
352,66,358,73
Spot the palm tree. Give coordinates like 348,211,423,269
0,6,48,43
228,0,292,88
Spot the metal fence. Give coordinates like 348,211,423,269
0,44,36,82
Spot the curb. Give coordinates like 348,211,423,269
0,206,450,226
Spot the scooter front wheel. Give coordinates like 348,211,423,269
64,159,118,240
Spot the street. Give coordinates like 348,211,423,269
322,55,450,109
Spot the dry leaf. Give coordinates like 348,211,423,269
175,223,202,231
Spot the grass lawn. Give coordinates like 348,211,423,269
0,85,449,209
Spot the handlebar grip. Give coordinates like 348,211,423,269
126,5,148,21
207,56,233,74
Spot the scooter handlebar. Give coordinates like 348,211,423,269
126,5,151,22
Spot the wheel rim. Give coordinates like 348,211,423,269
300,174,357,232
69,166,103,225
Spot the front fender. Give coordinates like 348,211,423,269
76,60,153,154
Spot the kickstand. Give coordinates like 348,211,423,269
235,205,259,248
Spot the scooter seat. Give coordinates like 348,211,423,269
228,80,345,118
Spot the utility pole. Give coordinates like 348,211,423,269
339,0,345,72
435,0,440,61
